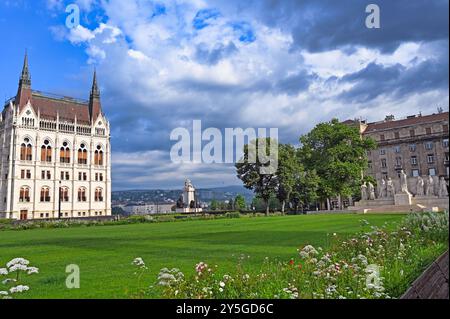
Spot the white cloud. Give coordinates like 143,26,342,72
68,25,95,43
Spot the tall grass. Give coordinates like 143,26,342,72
138,212,448,299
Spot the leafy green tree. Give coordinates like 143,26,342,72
234,195,246,210
236,138,279,215
209,199,219,211
299,119,376,209
276,144,299,214
290,169,320,213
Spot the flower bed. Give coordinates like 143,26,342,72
133,212,448,299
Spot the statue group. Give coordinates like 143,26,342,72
361,170,449,201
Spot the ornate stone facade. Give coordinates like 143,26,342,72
0,54,111,220
346,112,449,181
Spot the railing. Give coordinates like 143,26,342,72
39,120,57,131
77,126,91,135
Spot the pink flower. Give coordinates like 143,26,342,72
195,262,208,274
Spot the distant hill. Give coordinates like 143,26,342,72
112,185,254,205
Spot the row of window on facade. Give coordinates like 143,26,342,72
378,125,449,141
19,186,104,203
20,169,104,181
37,211,105,218
369,153,449,170
20,138,105,165
368,139,449,157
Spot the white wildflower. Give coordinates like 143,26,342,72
9,285,29,294
8,264,28,272
132,257,146,269
6,258,29,269
26,267,39,275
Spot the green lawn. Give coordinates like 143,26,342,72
0,214,404,298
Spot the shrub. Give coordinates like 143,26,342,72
225,212,240,219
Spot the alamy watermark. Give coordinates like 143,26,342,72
65,264,80,289
365,4,381,29
65,4,80,29
170,120,279,174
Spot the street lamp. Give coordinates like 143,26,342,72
58,180,62,219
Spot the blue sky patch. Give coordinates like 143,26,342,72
152,3,167,18
192,8,221,30
231,22,256,43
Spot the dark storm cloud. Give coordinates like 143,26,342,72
219,0,449,53
275,70,318,95
338,43,449,103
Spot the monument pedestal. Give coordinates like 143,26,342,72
394,192,412,205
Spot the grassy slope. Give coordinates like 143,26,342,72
0,214,404,298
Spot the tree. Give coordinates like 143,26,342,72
276,144,299,214
236,138,279,215
299,119,376,209
209,199,219,211
290,169,320,213
234,195,246,210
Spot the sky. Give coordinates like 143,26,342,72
0,0,448,190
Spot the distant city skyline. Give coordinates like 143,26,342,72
1,0,448,190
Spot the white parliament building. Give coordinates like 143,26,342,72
0,54,111,220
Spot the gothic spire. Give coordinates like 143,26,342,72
16,50,32,109
89,68,102,122
19,50,31,87
90,68,100,98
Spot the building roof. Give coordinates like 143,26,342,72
30,92,91,124
9,53,102,124
364,112,449,133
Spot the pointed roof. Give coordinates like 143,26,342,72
90,68,100,98
16,50,32,109
89,69,102,121
19,50,31,87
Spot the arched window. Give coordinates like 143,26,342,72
60,187,69,202
60,141,71,163
40,187,51,202
78,187,87,202
20,138,33,161
41,139,52,162
19,186,30,202
94,145,104,165
78,143,88,165
95,188,103,202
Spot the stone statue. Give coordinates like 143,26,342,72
438,177,449,198
425,175,434,197
416,176,424,196
185,179,193,189
399,170,409,193
176,195,185,208
378,178,386,199
368,182,376,200
360,182,368,201
386,178,395,198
